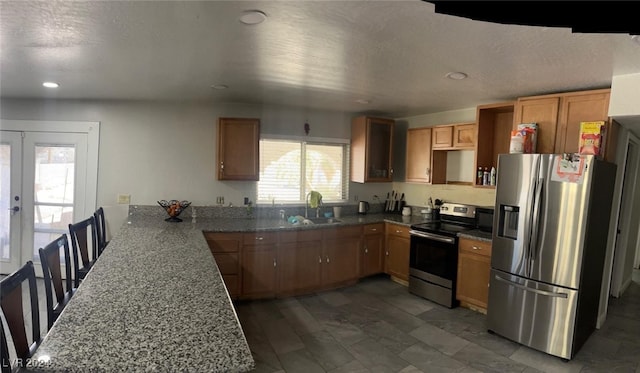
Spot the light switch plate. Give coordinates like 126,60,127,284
117,194,131,204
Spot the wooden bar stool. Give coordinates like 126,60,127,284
1,261,42,373
68,215,98,288
94,207,109,257
39,234,75,330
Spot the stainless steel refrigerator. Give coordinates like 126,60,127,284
487,153,616,360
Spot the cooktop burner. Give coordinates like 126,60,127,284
410,202,477,237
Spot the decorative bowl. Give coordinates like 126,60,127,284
158,200,191,222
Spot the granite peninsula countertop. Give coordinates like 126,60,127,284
29,217,255,373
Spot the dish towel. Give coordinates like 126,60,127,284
309,191,323,208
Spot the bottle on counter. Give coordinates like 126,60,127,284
483,167,490,185
477,167,483,185
490,167,496,186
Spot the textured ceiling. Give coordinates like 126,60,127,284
2,1,640,119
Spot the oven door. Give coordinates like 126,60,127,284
409,230,458,286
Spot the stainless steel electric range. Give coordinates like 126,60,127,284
408,202,477,308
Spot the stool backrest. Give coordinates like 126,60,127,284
1,261,41,372
39,234,74,329
94,207,108,256
68,215,98,288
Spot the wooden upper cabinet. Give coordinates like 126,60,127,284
350,116,394,183
405,127,433,183
431,123,476,150
475,102,515,188
217,118,260,180
556,89,611,154
453,124,476,148
513,88,611,155
513,96,561,154
432,125,453,149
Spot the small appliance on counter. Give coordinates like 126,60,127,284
358,201,370,214
475,206,494,233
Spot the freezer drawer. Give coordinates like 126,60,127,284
487,269,579,360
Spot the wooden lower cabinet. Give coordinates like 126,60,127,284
241,232,278,299
277,230,323,296
385,223,410,282
361,223,385,277
322,226,362,288
456,237,492,313
203,232,242,299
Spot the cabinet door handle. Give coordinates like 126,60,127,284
396,230,402,234
472,246,481,250
385,251,389,256
256,237,263,241
318,256,322,263
273,259,277,267
365,247,368,254
326,256,330,263
371,228,377,232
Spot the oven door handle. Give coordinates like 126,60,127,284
409,230,455,244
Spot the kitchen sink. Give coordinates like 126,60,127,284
301,217,342,225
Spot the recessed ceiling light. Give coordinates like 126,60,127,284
211,84,228,90
356,99,371,104
239,10,267,25
446,72,468,80
43,82,59,88
632,35,640,46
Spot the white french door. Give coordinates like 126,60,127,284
0,120,99,276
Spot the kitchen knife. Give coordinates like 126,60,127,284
392,192,398,212
384,192,390,211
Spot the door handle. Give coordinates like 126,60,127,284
8,206,19,214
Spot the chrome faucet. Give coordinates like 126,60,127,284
305,192,322,218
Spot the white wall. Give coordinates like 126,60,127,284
0,99,393,210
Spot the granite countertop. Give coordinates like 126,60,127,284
188,212,429,232
29,217,255,373
458,229,493,242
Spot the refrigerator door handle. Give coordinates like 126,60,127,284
493,274,568,299
529,177,544,264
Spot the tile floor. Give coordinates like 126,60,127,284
2,271,639,372
234,272,640,373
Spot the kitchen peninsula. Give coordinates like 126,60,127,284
28,214,256,373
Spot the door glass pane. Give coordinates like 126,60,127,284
1,144,10,259
34,146,75,204
34,205,74,231
33,145,75,260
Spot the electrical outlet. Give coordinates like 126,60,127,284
117,194,131,204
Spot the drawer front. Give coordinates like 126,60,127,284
364,223,384,235
324,225,362,239
279,229,323,243
213,253,239,274
386,223,410,238
459,237,492,257
204,232,242,253
243,232,278,245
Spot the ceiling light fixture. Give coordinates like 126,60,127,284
239,10,267,25
211,84,228,90
43,82,59,88
446,72,468,80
